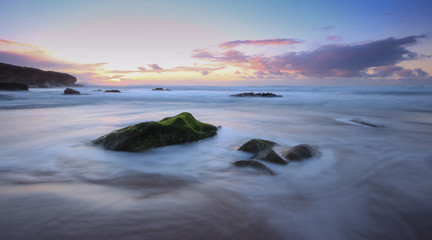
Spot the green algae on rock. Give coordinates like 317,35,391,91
92,112,218,152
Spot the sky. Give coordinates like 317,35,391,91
1,0,432,86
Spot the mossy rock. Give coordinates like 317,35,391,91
92,112,218,152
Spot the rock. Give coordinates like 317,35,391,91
105,90,121,93
234,160,276,175
281,144,316,161
350,119,380,128
231,92,282,97
92,112,218,152
238,139,287,165
0,62,77,87
256,148,287,165
238,139,276,154
64,88,80,95
152,87,164,91
0,82,28,91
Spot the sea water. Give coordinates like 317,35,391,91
0,85,431,239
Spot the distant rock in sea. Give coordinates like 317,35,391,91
0,82,28,91
92,112,218,152
350,119,382,128
231,92,282,97
104,90,121,93
0,62,77,88
64,88,80,95
152,87,171,91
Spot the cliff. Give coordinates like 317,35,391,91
0,62,77,88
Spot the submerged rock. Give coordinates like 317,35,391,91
350,119,381,128
104,90,121,93
234,160,276,175
92,112,218,152
64,88,80,95
281,144,316,161
0,82,28,91
238,139,287,165
231,92,282,97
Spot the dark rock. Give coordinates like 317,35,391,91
0,62,77,87
64,88,80,95
256,148,287,165
350,119,381,128
152,87,164,91
234,160,276,175
92,112,218,152
238,139,276,154
105,90,121,93
281,144,316,161
0,82,28,91
231,92,282,97
238,139,287,165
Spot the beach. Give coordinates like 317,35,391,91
1,85,432,239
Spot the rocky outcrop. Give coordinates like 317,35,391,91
231,92,282,97
64,88,80,95
92,112,218,152
0,82,28,91
105,90,121,93
0,62,77,88
281,144,316,161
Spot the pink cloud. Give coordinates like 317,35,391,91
327,35,342,41
191,49,248,63
219,38,302,49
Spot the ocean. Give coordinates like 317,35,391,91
0,85,431,239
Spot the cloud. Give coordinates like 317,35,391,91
368,65,429,78
137,66,146,71
210,35,428,78
0,39,41,49
327,35,342,41
191,49,249,63
219,38,302,49
148,63,163,70
0,50,107,71
271,35,427,77
201,70,209,75
192,35,429,80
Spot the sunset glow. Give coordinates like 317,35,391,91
1,0,431,85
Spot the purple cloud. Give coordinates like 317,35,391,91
246,35,429,78
192,49,249,63
148,64,163,70
219,38,302,49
